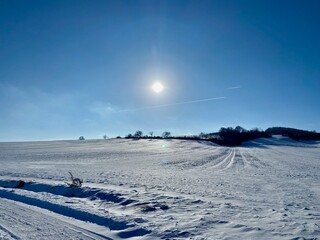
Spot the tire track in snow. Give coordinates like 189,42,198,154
168,147,224,169
239,150,270,169
227,148,249,170
225,148,237,169
238,149,251,168
209,148,235,170
207,148,249,171
198,148,232,168
197,148,232,170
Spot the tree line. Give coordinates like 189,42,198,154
124,131,171,139
123,126,269,146
265,127,320,141
123,126,320,146
79,126,320,146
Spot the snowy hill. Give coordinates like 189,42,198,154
0,138,319,239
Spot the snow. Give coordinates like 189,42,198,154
0,138,319,239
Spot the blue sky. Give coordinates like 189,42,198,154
1,0,319,141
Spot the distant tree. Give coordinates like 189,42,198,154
103,134,108,139
116,136,121,139
149,131,154,137
199,132,206,139
219,127,227,133
162,131,171,138
78,136,85,140
219,127,235,137
235,126,247,133
250,127,262,133
125,133,133,138
134,130,143,138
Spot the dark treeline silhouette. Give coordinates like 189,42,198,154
124,127,270,146
123,126,319,146
216,126,270,146
266,127,320,141
125,131,171,139
200,126,270,146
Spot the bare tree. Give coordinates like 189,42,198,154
162,131,171,138
134,130,143,138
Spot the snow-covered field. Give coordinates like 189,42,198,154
0,137,319,239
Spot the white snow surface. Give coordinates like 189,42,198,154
0,138,319,239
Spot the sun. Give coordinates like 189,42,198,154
152,82,164,93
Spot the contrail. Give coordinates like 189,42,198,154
118,96,226,112
226,86,242,90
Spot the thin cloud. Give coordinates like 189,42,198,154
88,102,117,116
0,83,76,117
226,86,242,90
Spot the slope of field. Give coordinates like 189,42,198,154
0,137,319,239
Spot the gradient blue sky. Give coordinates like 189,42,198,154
1,0,320,141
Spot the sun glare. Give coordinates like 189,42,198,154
152,82,163,93
152,82,164,93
